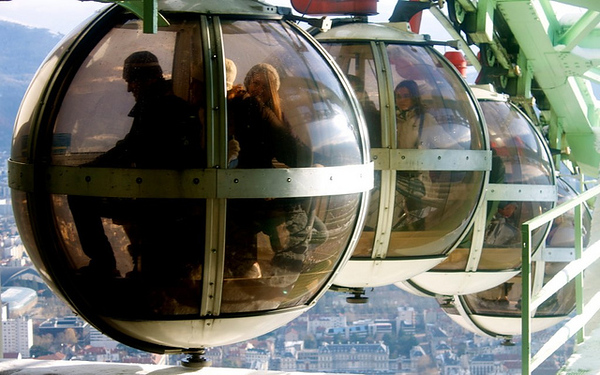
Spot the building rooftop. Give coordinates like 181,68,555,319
319,342,387,353
39,316,88,329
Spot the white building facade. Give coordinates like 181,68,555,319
3,317,33,358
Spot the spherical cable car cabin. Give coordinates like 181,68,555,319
397,85,557,297
438,176,590,340
313,21,490,300
8,0,373,359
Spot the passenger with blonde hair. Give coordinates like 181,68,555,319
244,63,283,121
224,62,318,306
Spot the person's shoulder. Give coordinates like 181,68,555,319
162,93,195,111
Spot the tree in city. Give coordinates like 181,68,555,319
32,333,54,354
56,328,78,347
383,332,418,358
349,333,366,343
29,344,53,358
304,334,317,349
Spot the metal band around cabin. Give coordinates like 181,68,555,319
486,183,557,202
8,160,374,199
371,148,492,171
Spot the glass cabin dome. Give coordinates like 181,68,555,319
8,0,372,355
397,84,556,297
314,22,490,298
438,176,590,339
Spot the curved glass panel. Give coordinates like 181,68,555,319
322,41,484,260
463,262,575,317
387,44,482,150
51,19,205,167
548,178,591,248
435,100,553,271
55,194,205,317
483,101,553,185
387,44,483,257
11,191,53,285
223,193,360,313
482,101,552,267
319,43,381,258
221,21,363,312
11,35,81,163
320,43,381,148
47,19,206,318
222,21,362,169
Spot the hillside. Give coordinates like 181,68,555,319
0,21,62,152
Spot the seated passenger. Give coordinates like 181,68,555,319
395,79,453,150
484,201,520,246
394,80,429,230
224,62,322,306
393,79,461,231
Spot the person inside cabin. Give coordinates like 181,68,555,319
395,79,449,150
484,201,520,246
393,79,455,230
223,62,325,309
68,51,205,295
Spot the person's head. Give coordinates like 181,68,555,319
123,51,163,101
498,202,518,218
225,58,237,91
244,63,280,105
394,79,422,112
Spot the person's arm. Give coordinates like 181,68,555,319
85,135,133,167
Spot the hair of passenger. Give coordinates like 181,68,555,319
395,79,424,114
225,58,237,91
244,63,282,120
123,51,163,82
